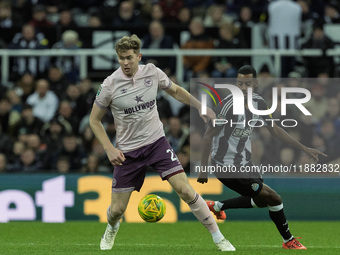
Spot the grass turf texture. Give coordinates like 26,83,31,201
0,221,339,255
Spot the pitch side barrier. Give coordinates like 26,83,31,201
2,48,340,85
0,174,340,222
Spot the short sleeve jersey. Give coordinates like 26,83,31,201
211,93,272,167
95,63,172,153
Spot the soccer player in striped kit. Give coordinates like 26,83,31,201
198,65,326,250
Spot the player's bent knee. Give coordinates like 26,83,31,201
110,205,126,217
176,184,195,202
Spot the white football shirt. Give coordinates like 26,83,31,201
95,63,172,152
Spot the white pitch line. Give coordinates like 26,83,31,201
3,243,340,249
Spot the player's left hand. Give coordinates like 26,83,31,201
197,171,208,184
303,147,327,163
199,106,216,125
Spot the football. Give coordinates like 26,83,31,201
138,194,166,222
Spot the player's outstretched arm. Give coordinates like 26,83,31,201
89,103,125,166
165,82,216,124
198,126,222,184
266,123,327,162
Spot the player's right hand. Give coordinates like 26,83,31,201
107,147,126,165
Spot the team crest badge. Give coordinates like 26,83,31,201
144,78,153,87
251,183,259,191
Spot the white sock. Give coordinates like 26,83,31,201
108,221,120,231
212,229,224,243
214,201,223,212
283,236,294,243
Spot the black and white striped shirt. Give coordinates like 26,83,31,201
211,93,272,167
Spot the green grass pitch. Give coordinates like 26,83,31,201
0,221,339,255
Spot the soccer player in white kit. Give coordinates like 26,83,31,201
89,34,235,251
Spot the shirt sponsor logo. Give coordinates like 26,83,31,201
232,127,253,138
124,99,156,114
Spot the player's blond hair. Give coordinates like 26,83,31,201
115,34,141,54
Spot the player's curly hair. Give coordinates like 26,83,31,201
115,34,141,54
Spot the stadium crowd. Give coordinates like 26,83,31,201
0,0,339,174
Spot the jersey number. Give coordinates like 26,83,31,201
166,149,178,161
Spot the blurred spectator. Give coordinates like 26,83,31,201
91,138,112,172
55,100,80,134
323,1,340,24
159,0,183,23
12,104,44,137
229,0,268,22
72,0,103,12
97,0,120,27
233,5,254,49
14,72,35,102
7,140,25,164
257,64,275,94
184,0,215,10
296,0,318,44
211,22,245,78
26,79,59,123
8,24,49,79
317,97,340,133
304,83,328,123
0,97,11,133
148,3,165,23
301,23,335,77
64,84,88,122
80,125,95,153
41,117,67,148
55,155,71,173
88,13,103,27
317,119,340,161
4,89,21,127
46,66,71,100
112,0,141,27
7,148,42,172
182,17,215,80
6,89,22,112
40,117,68,170
52,133,87,172
279,147,296,166
0,0,23,28
55,8,79,33
310,133,327,163
203,4,233,27
142,20,176,76
316,73,339,98
29,4,53,28
266,0,302,77
176,7,192,27
0,153,7,172
81,153,99,174
164,116,189,153
156,93,173,126
52,30,82,83
0,122,13,155
77,78,96,114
